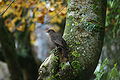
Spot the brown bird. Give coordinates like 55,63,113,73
47,29,69,58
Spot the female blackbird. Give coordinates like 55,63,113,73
47,29,69,58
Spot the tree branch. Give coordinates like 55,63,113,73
0,0,15,16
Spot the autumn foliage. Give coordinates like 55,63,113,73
0,0,66,32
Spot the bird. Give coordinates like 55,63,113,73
47,29,69,59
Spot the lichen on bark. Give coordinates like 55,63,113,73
38,0,106,80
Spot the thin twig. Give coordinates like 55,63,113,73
0,0,16,16
45,4,67,24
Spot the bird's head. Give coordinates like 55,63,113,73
47,29,56,34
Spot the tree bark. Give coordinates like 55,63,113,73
0,17,24,80
0,47,5,62
38,0,106,80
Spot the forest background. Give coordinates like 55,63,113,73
0,0,120,80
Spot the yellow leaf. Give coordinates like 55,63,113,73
50,16,62,23
30,32,36,45
48,11,56,17
5,19,15,32
12,17,21,23
16,24,25,31
29,23,35,31
35,11,41,17
34,11,45,23
0,0,4,5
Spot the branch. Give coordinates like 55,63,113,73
44,4,67,24
0,0,16,16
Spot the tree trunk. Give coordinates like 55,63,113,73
38,0,106,80
0,47,5,62
101,0,120,70
0,17,24,80
16,29,38,80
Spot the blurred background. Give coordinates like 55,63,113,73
0,0,119,80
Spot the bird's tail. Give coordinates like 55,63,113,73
62,48,69,59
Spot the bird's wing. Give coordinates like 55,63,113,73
53,34,67,48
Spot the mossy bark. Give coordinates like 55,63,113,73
38,0,106,80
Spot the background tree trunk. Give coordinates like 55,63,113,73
16,28,38,80
0,13,39,80
101,0,120,70
0,17,24,80
38,0,106,80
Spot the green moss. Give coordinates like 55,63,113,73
52,56,59,61
71,61,81,69
74,21,79,26
69,16,74,20
66,23,70,26
49,73,60,80
47,75,56,80
69,45,73,48
80,21,100,32
71,50,80,57
51,69,55,73
75,41,81,45
60,62,69,70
